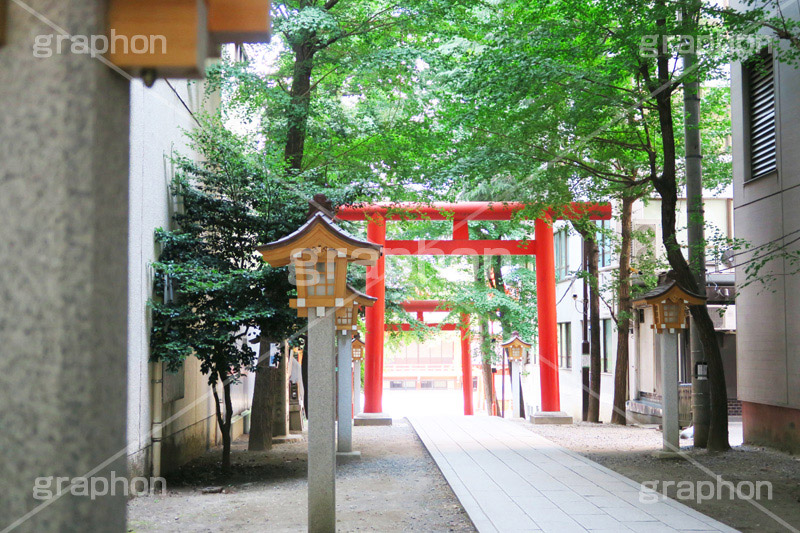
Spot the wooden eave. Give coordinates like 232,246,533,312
258,213,382,267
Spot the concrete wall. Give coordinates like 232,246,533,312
126,79,253,477
0,1,129,529
731,3,800,452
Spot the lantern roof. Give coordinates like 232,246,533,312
345,284,377,308
258,212,382,267
501,332,532,349
352,334,365,350
633,280,706,308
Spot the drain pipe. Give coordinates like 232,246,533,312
151,361,163,478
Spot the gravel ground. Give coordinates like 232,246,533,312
127,420,475,532
518,420,800,533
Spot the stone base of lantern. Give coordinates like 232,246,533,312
336,451,362,463
529,411,573,425
354,413,393,426
653,450,684,460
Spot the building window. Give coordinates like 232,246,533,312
596,220,613,268
746,50,777,181
554,228,569,280
558,322,572,369
601,319,614,373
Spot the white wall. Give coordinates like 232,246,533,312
521,194,734,422
126,78,251,477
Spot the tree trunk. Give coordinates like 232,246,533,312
249,338,274,451
611,196,634,425
683,41,711,448
650,41,729,450
284,44,315,173
586,238,602,423
213,369,234,472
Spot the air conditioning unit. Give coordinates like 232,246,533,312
708,305,736,331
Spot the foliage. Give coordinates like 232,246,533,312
148,111,354,468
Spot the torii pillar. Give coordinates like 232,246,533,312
535,217,561,412
359,214,391,425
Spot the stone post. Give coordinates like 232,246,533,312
308,309,337,532
511,361,522,418
336,332,357,457
657,331,681,458
0,1,129,530
353,360,362,416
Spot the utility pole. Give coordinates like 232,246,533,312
683,31,711,448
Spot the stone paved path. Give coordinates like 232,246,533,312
409,415,739,533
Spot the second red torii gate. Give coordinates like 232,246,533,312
386,300,474,414
336,201,612,417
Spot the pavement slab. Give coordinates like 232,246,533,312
409,415,739,533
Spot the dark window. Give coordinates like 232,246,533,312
558,322,572,369
597,220,613,267
602,319,615,373
554,228,569,280
747,50,777,181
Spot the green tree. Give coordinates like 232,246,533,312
148,115,348,470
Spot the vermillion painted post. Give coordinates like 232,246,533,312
364,215,386,414
460,313,474,415
535,217,560,412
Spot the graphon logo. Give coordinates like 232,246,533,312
33,471,166,500
639,477,773,504
33,30,167,59
639,34,776,58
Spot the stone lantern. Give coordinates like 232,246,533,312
634,280,705,458
258,207,381,533
351,334,366,417
501,332,532,419
352,335,366,363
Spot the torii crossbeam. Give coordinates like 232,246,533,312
336,201,611,417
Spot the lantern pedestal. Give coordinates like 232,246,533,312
529,411,573,425
654,331,682,459
308,310,337,533
354,413,392,426
510,360,522,418
337,331,355,454
353,360,363,416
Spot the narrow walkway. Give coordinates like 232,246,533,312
409,416,738,533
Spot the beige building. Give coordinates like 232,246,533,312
731,8,800,453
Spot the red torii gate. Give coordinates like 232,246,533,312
336,201,611,417
386,300,474,414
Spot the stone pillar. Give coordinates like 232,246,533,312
272,342,289,437
353,360,362,416
336,332,355,456
0,1,130,531
308,309,337,532
658,332,681,457
511,361,522,418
